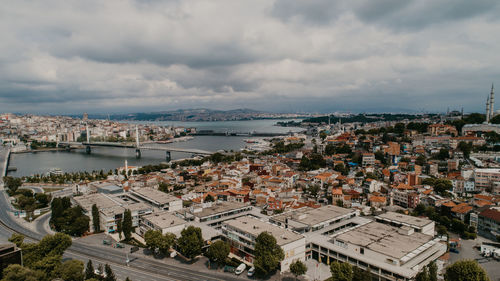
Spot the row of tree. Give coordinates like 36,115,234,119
4,233,130,281
50,197,90,236
144,226,204,260
327,259,490,281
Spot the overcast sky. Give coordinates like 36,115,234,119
1,0,499,114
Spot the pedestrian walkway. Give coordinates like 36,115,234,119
305,259,331,281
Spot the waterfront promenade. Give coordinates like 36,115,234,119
0,148,10,185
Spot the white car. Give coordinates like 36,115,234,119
235,263,246,275
247,266,255,277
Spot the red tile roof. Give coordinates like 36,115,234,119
479,208,500,223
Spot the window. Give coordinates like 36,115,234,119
360,248,364,255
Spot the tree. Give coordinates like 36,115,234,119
85,260,96,280
50,198,89,237
103,264,116,281
336,200,344,207
91,204,100,233
177,226,203,259
429,261,437,281
57,259,84,281
22,233,72,267
144,230,162,253
254,232,284,277
206,240,230,266
436,148,450,160
445,260,490,281
116,218,123,240
416,267,430,281
437,225,448,237
205,194,215,202
122,209,133,240
3,177,22,194
433,179,453,195
352,266,371,281
8,233,24,248
289,259,307,281
329,261,352,281
458,141,473,159
1,264,40,281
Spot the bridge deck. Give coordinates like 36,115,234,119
58,142,213,155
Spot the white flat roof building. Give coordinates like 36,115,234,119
73,193,152,233
189,201,252,223
269,205,358,233
221,216,306,272
130,188,182,212
139,211,186,236
376,212,435,236
307,219,446,281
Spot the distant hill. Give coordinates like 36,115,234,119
86,108,267,121
302,113,435,124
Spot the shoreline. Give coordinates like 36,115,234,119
11,148,68,154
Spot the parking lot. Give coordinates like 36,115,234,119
448,235,499,281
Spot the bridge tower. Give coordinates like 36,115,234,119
165,151,171,162
85,123,91,154
135,125,141,158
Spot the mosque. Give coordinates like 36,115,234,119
462,84,500,135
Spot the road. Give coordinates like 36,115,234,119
20,185,45,194
0,190,246,281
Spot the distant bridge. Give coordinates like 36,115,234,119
57,125,214,161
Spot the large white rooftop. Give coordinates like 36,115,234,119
223,216,304,246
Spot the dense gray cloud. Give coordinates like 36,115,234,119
0,0,499,114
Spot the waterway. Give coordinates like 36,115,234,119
8,119,303,177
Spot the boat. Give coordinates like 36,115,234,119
48,168,64,176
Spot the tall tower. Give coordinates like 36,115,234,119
135,125,140,147
490,84,495,121
486,96,490,123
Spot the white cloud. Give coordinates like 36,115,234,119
0,0,499,113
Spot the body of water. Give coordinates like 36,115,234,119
136,119,304,134
8,119,303,177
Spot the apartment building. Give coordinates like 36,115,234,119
477,207,500,239
474,168,500,190
392,190,420,209
362,153,376,167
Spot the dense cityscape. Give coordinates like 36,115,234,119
1,1,499,281
0,97,498,281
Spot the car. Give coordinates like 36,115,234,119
94,268,107,278
450,248,460,253
223,265,235,273
247,266,255,277
115,243,124,248
130,246,139,253
235,263,246,275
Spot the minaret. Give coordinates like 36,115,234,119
490,84,495,121
486,96,490,124
125,159,128,176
